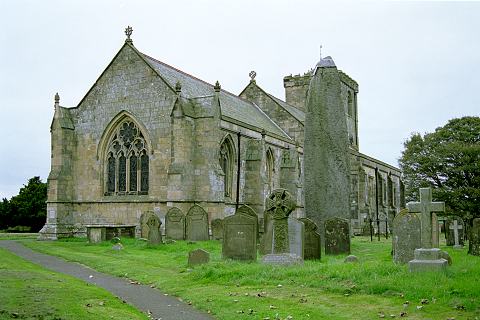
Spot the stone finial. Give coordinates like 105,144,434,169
249,70,256,82
125,26,133,43
214,81,221,92
54,92,60,107
175,81,182,93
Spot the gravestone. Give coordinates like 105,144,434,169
304,56,351,239
146,214,162,245
165,207,185,240
263,189,297,255
188,248,210,266
222,205,258,261
445,216,465,248
87,227,106,244
324,217,350,255
211,218,224,240
407,188,445,249
392,209,421,264
432,212,440,248
344,255,359,263
468,218,480,256
185,205,209,241
288,217,305,259
299,217,321,260
262,253,303,265
140,211,155,239
409,248,448,272
236,204,259,233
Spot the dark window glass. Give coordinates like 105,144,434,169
107,154,115,192
140,153,149,192
129,155,137,192
118,154,126,192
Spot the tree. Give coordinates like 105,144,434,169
399,116,480,221
0,177,47,232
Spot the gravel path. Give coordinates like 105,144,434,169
0,240,213,320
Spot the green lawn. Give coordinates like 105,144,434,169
0,247,148,320
19,237,480,320
0,233,38,240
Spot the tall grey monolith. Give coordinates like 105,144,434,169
304,56,351,242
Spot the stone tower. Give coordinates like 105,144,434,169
304,56,351,241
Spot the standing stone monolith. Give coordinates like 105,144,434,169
165,207,185,240
392,209,421,264
304,56,351,243
407,188,445,249
468,218,480,256
185,205,209,241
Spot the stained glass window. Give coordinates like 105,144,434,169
105,120,149,195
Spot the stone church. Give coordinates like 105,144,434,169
39,28,403,240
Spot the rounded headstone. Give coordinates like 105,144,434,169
344,255,359,263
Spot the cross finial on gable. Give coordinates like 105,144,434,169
125,26,133,43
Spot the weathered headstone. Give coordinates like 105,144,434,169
140,211,155,239
324,217,350,255
432,212,440,248
146,214,162,245
344,255,359,263
299,217,321,260
222,205,258,261
165,207,185,240
185,205,209,241
468,218,480,256
392,209,421,264
188,248,210,266
211,218,224,240
407,188,445,248
304,56,351,240
262,253,303,265
446,216,465,248
288,217,305,259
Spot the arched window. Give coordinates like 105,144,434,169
219,136,235,197
104,120,149,195
266,148,275,194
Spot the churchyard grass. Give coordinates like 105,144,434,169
0,247,147,320
21,237,480,320
0,233,38,240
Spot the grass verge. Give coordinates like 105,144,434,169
20,237,480,320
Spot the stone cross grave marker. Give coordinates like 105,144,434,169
299,217,321,260
211,218,224,240
186,205,209,241
222,205,258,261
147,214,162,245
392,208,421,264
165,207,185,240
140,211,155,239
468,218,480,256
449,219,463,249
407,188,445,248
264,189,297,254
446,216,465,247
324,217,350,255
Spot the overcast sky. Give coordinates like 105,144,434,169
0,0,479,199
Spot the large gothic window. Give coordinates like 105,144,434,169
219,137,235,197
105,120,149,196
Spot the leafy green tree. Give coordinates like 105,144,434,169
399,116,480,221
1,177,47,232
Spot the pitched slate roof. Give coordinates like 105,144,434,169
265,93,306,124
141,53,291,141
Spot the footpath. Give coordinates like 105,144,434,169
0,240,213,320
